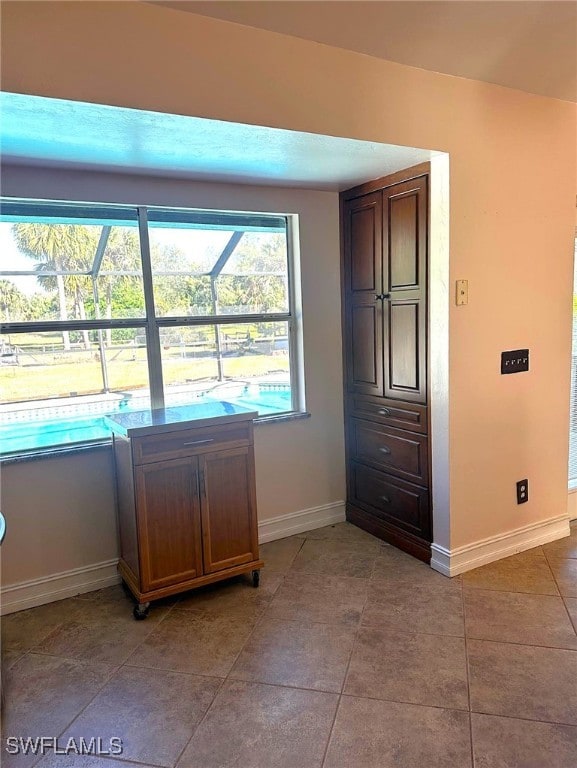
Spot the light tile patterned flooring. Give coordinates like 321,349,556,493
2,522,577,768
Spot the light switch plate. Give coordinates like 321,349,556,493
501,349,529,374
456,279,468,306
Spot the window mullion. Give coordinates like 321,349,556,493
138,206,164,410
0,318,148,334
155,312,291,328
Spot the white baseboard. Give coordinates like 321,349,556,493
258,501,346,543
0,559,121,616
431,514,571,577
0,501,346,615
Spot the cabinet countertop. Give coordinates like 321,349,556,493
106,401,257,439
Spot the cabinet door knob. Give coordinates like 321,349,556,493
380,495,391,504
378,408,391,416
374,293,391,301
378,446,391,454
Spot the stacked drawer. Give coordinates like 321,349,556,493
346,395,431,543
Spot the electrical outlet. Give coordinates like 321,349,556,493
516,479,528,504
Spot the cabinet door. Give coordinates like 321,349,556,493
135,457,203,591
343,191,384,396
382,176,428,403
199,447,259,574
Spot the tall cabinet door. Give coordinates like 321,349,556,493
382,177,428,403
342,191,384,396
134,456,204,591
199,446,259,574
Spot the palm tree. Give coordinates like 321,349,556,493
0,279,26,322
33,261,93,349
98,227,141,344
12,223,97,350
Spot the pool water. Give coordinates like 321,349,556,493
0,386,292,456
0,414,110,454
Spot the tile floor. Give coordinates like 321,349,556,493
2,521,577,768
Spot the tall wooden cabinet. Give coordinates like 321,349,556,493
108,407,263,618
341,164,431,562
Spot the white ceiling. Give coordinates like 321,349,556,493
0,93,439,191
152,0,577,102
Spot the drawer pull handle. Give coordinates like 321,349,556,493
378,408,391,416
380,495,391,504
182,438,214,446
378,446,391,454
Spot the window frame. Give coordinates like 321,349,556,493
0,198,305,432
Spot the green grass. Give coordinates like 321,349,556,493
0,347,289,403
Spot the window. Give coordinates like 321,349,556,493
0,200,303,456
569,231,577,489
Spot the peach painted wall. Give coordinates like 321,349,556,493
1,2,576,555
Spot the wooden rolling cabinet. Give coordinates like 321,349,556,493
341,164,432,562
108,407,263,618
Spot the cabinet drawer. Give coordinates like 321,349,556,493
132,422,251,465
349,462,430,539
346,395,427,434
349,418,429,485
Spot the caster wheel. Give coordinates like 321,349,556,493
252,570,260,588
133,602,150,620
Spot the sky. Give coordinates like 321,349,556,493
0,224,237,296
